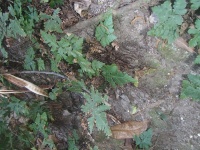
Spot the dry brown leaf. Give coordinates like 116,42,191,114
111,120,149,139
3,74,48,97
174,37,195,53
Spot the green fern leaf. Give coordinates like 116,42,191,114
134,128,153,150
24,47,36,70
173,0,187,15
148,0,187,43
37,58,45,71
180,74,200,100
0,12,8,43
40,8,62,33
92,60,105,76
7,97,29,116
191,0,200,10
95,14,117,47
50,59,60,72
77,57,95,74
0,47,8,58
40,30,58,51
102,64,136,87
49,0,64,8
81,86,111,136
194,55,200,64
7,19,26,38
188,19,200,47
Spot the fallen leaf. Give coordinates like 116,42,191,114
111,120,149,139
174,37,195,53
2,74,48,97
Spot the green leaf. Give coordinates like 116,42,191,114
95,14,117,47
29,112,48,137
50,59,60,72
194,55,200,64
40,30,58,51
77,57,95,74
24,47,36,70
37,58,45,71
180,74,200,100
173,0,187,15
92,60,105,76
102,64,136,87
49,0,64,8
188,19,200,47
40,0,49,2
66,80,87,93
81,86,111,136
134,128,153,150
148,0,187,43
7,19,26,38
49,87,62,100
0,47,8,58
190,0,200,10
0,12,9,43
40,8,62,33
7,97,29,116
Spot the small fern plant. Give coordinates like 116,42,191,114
180,74,200,100
134,128,153,150
190,0,200,10
148,0,187,43
188,19,200,48
95,13,117,47
0,0,39,58
81,86,111,136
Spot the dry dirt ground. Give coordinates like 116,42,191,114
2,0,200,149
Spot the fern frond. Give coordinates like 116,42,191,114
102,64,136,87
81,86,111,136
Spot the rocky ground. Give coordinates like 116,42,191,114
1,0,200,149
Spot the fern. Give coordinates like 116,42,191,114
7,97,29,116
0,47,8,58
50,58,60,72
91,60,105,76
24,47,36,70
68,130,79,150
134,128,153,150
29,112,55,149
194,55,200,64
0,12,9,58
41,31,94,73
81,86,111,136
180,74,200,100
36,58,45,71
40,8,62,33
7,0,39,37
7,0,27,37
49,0,64,8
0,12,8,44
101,64,136,87
148,0,187,43
188,19,200,47
95,13,117,47
190,0,200,10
